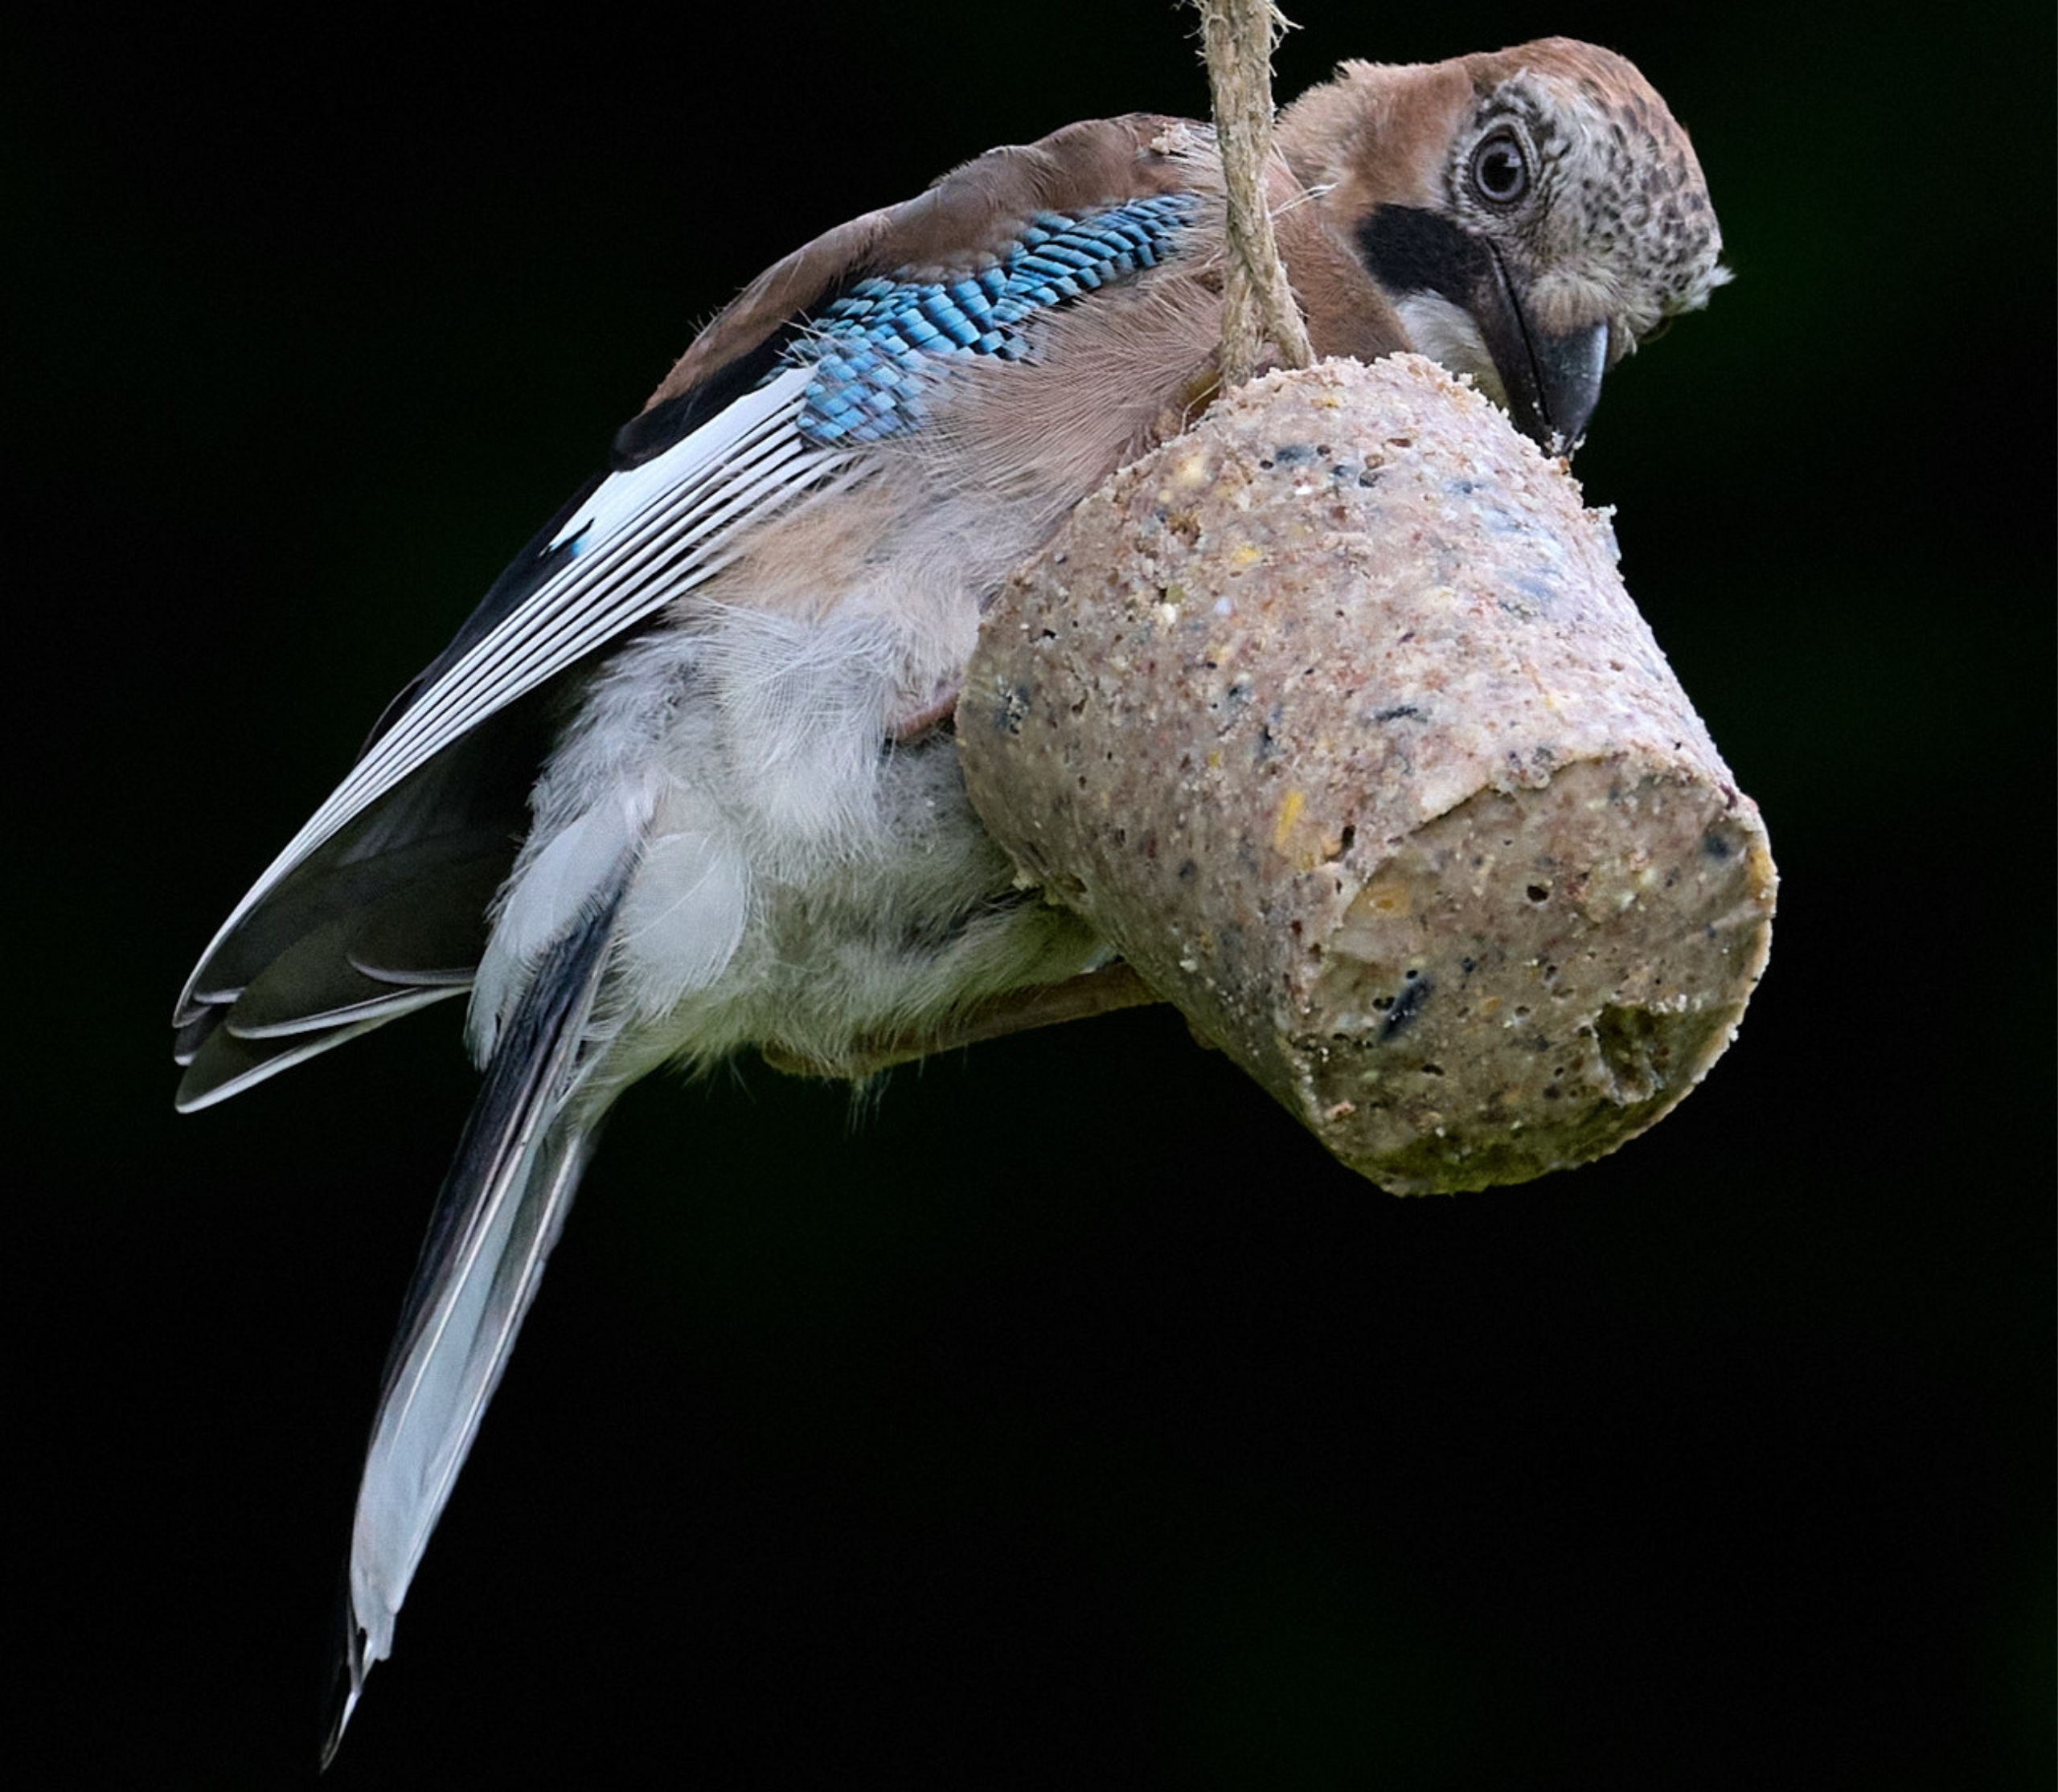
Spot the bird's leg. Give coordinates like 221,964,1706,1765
760,963,1164,1080
888,682,961,743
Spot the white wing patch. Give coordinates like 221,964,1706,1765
180,364,848,1015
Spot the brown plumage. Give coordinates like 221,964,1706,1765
174,43,1725,1761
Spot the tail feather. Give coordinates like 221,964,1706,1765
321,876,626,1768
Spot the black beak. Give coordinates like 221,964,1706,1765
1351,207,1611,457
1474,248,1608,456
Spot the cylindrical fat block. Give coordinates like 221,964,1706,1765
959,355,1774,1193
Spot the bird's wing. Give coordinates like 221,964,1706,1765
173,114,1204,1110
174,366,842,1048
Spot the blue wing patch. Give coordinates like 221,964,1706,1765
787,194,1197,445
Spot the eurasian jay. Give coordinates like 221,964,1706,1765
170,38,1726,1757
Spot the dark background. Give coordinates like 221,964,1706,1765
11,2,2052,1783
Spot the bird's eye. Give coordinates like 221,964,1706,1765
1470,131,1529,205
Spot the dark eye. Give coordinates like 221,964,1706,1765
1470,131,1529,204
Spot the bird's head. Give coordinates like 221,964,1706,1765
1281,39,1728,454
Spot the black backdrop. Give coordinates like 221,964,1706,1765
12,2,2052,1783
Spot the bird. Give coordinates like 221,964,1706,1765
170,37,1726,1761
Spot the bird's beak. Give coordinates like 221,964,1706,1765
1474,249,1608,456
